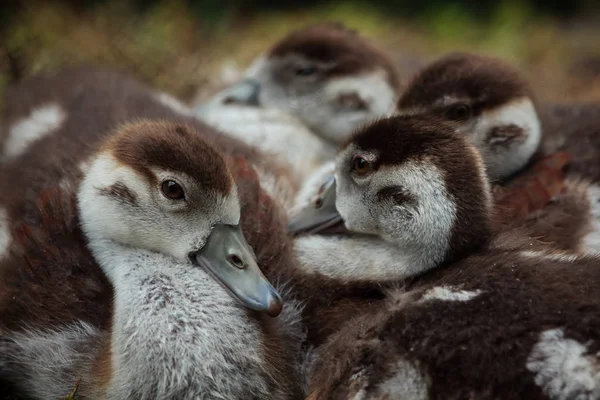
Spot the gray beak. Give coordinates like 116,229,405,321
219,79,261,106
191,224,282,317
288,177,347,236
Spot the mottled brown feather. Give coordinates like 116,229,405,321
309,249,600,399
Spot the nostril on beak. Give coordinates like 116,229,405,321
228,254,245,269
222,96,239,105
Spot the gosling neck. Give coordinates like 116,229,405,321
293,234,443,283
94,243,277,399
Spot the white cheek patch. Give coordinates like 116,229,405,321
81,156,214,267
78,154,147,250
153,92,193,116
83,155,146,199
249,64,398,144
418,286,483,303
4,103,66,160
321,70,397,142
474,97,541,179
333,146,378,233
328,156,458,278
326,70,397,115
0,207,10,261
527,328,600,399
375,162,456,254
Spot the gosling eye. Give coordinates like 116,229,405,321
351,156,373,176
295,66,318,77
161,180,185,200
445,103,472,122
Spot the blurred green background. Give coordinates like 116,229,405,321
1,0,600,114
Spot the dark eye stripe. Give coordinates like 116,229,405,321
376,186,414,205
99,182,138,207
295,66,317,76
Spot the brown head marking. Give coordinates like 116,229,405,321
349,115,493,261
104,121,232,196
398,52,533,112
270,22,400,89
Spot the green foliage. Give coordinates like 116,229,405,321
418,0,557,61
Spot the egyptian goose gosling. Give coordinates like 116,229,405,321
285,115,600,399
0,66,298,258
0,121,303,399
194,22,401,194
395,52,600,252
285,115,557,347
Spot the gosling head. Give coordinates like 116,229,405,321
397,52,542,181
78,120,282,316
290,116,493,265
211,22,400,144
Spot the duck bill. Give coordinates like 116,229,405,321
192,224,282,317
221,79,261,105
288,179,347,236
197,79,262,114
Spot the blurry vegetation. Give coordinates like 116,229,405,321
1,0,600,115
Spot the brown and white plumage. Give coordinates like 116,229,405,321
397,52,600,183
0,72,305,399
308,250,600,400
243,22,400,144
287,116,600,399
394,52,600,253
287,116,522,345
0,66,298,254
194,23,401,199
